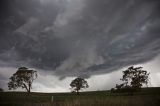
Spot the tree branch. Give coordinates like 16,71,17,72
23,83,29,93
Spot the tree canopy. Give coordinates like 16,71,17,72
70,77,89,95
121,66,150,89
8,67,37,93
112,66,150,93
0,88,3,92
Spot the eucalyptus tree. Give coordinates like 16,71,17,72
8,67,37,93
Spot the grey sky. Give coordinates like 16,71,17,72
0,0,160,92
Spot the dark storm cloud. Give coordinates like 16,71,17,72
0,0,69,68
0,0,160,78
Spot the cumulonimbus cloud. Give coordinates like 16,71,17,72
0,0,160,78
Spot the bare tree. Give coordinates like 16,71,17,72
8,67,37,93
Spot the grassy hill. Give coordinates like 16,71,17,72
0,87,160,106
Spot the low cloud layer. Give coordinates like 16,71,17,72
0,0,160,79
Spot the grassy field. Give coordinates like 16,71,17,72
0,87,160,106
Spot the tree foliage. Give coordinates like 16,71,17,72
0,88,4,92
112,66,150,93
8,67,37,93
121,66,150,89
70,77,89,95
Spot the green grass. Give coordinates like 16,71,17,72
0,87,160,106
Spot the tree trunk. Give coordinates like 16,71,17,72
23,83,30,93
28,82,31,94
28,87,30,94
76,90,79,95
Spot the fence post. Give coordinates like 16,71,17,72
51,96,53,102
